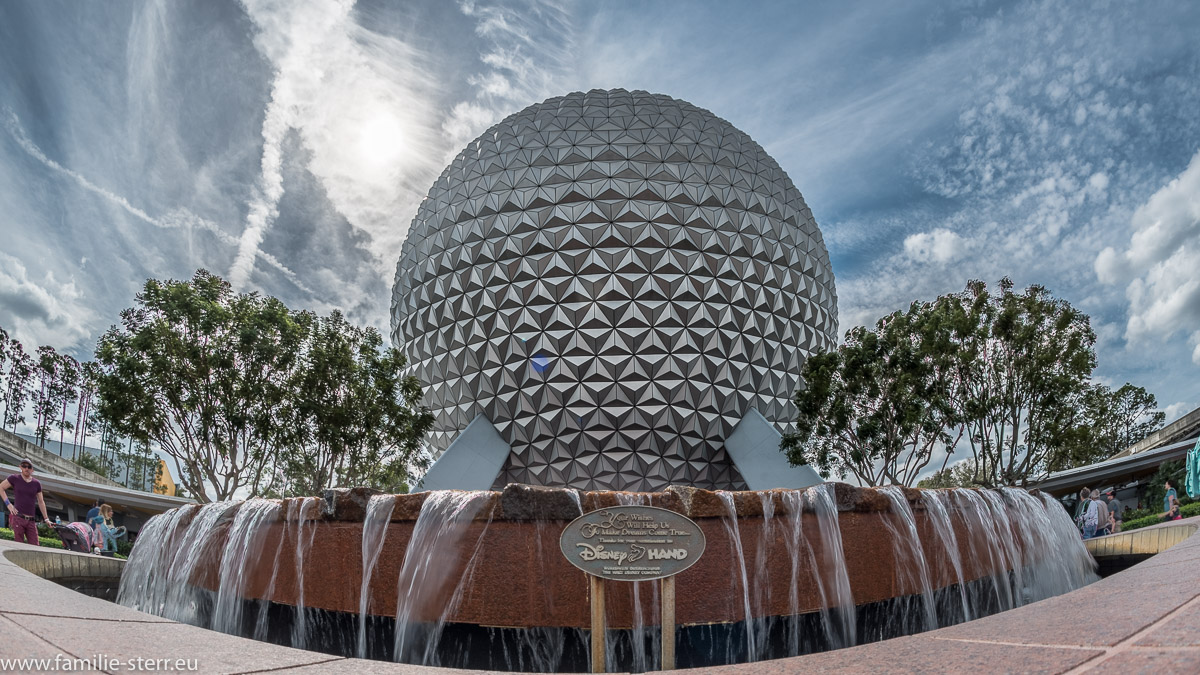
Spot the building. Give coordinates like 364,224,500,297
1036,405,1200,510
0,428,192,536
392,89,836,492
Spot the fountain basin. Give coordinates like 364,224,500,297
119,483,1095,670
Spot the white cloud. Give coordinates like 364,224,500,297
1164,400,1196,424
234,0,447,287
0,253,96,350
1098,149,1200,351
903,228,966,263
443,0,575,154
2,107,312,295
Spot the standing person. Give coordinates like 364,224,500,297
85,499,104,524
1076,488,1099,539
1106,491,1122,533
1,459,51,545
97,504,125,553
1163,479,1179,521
1092,489,1110,537
1074,488,1091,535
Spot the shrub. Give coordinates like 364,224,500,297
1120,502,1200,532
1,527,65,550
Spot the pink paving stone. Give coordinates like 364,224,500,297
1088,647,1200,674
683,635,1104,675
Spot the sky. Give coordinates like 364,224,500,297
1,0,1198,426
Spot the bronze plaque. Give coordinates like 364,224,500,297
559,505,706,581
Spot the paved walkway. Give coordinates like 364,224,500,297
2,518,1199,674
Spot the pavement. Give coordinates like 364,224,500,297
2,517,1199,674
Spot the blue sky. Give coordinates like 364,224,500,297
1,0,1198,423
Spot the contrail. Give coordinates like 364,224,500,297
2,108,314,295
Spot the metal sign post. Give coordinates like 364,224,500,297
561,506,706,673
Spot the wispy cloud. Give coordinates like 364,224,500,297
235,0,447,287
2,107,314,296
443,0,575,153
1097,149,1200,363
0,252,95,350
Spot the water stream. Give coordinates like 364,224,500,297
117,486,1098,671
358,494,397,658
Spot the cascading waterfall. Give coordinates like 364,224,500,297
921,490,972,622
288,498,321,649
358,494,397,658
608,492,660,673
876,486,938,634
805,484,857,649
716,491,757,663
212,500,281,635
392,490,492,665
116,485,1099,671
119,501,238,625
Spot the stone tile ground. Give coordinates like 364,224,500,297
2,519,1198,673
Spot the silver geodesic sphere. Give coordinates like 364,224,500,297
392,89,837,491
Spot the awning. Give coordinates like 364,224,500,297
1035,436,1199,497
1,461,195,516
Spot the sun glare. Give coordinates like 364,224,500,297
357,111,407,169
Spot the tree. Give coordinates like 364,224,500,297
262,311,433,498
917,458,984,489
934,279,1097,487
94,270,433,502
781,301,963,486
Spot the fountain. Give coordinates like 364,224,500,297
117,483,1097,672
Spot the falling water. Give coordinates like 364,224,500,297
953,489,1016,612
119,501,239,625
392,490,492,665
212,500,281,634
288,498,321,649
716,491,757,663
877,486,937,634
804,484,856,649
358,494,398,658
607,492,661,673
921,490,971,622
117,485,1097,670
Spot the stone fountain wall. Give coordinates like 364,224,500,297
170,483,1045,630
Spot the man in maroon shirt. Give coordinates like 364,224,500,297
1,458,50,545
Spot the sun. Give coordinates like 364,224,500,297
357,110,408,169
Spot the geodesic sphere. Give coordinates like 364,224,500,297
391,89,837,491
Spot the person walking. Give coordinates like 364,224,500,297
1092,489,1110,537
1163,479,1181,521
1,459,51,545
1106,491,1122,533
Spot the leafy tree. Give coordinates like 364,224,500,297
264,311,433,497
917,459,984,489
1064,383,1166,467
94,270,433,502
936,279,1097,487
74,450,121,482
781,301,963,486
33,346,62,445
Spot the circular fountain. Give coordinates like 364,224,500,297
117,482,1097,672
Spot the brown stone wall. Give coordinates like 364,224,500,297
181,486,1029,630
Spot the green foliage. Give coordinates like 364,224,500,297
782,301,962,485
74,451,122,482
787,278,1164,488
1,527,65,550
1,330,35,432
94,270,434,502
1120,502,1200,532
1064,384,1165,466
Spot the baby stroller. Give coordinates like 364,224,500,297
53,521,99,554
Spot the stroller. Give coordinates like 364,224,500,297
53,521,99,554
